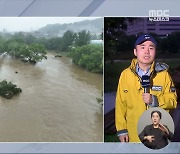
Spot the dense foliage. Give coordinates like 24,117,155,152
0,80,22,99
70,44,103,73
44,30,91,51
0,29,103,73
74,30,91,47
0,34,47,64
104,17,180,60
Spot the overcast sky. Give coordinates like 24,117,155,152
0,17,101,32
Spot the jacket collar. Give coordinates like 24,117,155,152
154,62,169,72
129,58,168,74
129,58,155,74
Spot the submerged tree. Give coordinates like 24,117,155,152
2,40,47,64
28,43,47,63
0,80,22,99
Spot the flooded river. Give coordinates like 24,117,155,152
0,53,103,142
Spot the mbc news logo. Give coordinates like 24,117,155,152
149,10,169,21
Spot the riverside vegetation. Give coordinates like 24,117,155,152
0,29,102,99
0,30,102,73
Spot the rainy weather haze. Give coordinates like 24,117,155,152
0,17,103,142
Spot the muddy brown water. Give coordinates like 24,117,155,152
0,53,103,142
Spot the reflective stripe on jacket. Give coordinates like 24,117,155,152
115,59,177,142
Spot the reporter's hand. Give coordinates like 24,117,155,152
119,134,129,142
142,93,152,105
145,135,155,142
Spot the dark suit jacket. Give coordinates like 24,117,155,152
139,124,173,149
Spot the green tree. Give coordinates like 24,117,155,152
10,32,25,43
46,37,62,50
71,44,103,73
0,36,5,53
74,30,91,47
24,34,37,45
60,30,76,51
104,17,137,61
0,80,22,99
36,37,48,47
4,41,23,57
28,43,47,63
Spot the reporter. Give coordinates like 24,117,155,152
115,34,177,142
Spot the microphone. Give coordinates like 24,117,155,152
141,75,150,93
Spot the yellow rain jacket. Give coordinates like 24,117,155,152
115,59,177,142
